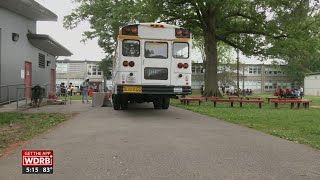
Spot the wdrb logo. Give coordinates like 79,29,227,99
22,150,54,167
23,156,53,166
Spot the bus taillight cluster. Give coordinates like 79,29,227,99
177,63,189,69
175,28,190,38
123,61,135,67
122,25,138,36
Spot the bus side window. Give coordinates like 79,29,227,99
122,40,140,57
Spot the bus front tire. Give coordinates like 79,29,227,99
161,97,170,109
113,95,121,110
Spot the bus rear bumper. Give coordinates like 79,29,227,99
115,85,191,95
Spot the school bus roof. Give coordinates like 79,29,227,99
119,23,191,41
138,23,180,28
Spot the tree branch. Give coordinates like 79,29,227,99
224,12,257,21
219,30,288,40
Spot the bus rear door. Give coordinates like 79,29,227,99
141,40,171,85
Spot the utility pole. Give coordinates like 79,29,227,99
242,64,245,96
236,49,240,97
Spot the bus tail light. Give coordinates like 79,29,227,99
186,75,189,81
175,29,182,36
123,61,129,67
122,25,138,36
182,30,189,36
131,26,138,33
183,63,189,69
129,61,135,67
177,63,183,68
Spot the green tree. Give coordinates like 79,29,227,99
65,0,320,96
97,57,113,91
151,0,320,96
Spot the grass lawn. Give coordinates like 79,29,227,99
0,112,72,157
59,94,92,101
172,94,320,149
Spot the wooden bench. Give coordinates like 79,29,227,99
211,99,237,107
271,99,312,109
238,99,264,108
180,97,206,105
205,96,219,101
211,99,264,108
266,97,279,103
245,97,262,100
227,96,244,100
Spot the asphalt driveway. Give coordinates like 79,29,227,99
0,102,319,180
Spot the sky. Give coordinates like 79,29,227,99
35,0,105,61
34,0,274,64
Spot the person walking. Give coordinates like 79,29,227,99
81,78,90,103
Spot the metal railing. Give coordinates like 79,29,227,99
0,84,26,105
0,83,60,109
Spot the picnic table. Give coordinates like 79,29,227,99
271,99,312,109
180,97,206,105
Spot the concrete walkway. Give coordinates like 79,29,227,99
0,102,319,180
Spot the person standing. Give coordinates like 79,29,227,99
81,78,90,103
68,83,74,96
200,85,204,96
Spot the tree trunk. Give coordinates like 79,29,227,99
203,15,220,97
103,75,107,92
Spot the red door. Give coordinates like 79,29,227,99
50,69,55,93
25,62,32,98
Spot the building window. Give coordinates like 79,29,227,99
56,63,68,73
93,66,97,75
38,53,45,68
192,66,195,73
97,66,102,75
87,64,102,76
257,67,261,74
87,65,92,75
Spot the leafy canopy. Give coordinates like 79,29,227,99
64,0,320,94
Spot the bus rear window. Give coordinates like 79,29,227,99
122,40,140,57
173,43,189,59
145,42,168,59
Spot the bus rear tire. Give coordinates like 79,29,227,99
162,97,170,109
121,95,128,110
113,95,121,110
153,98,162,109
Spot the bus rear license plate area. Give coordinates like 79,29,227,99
174,88,183,93
123,86,142,93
